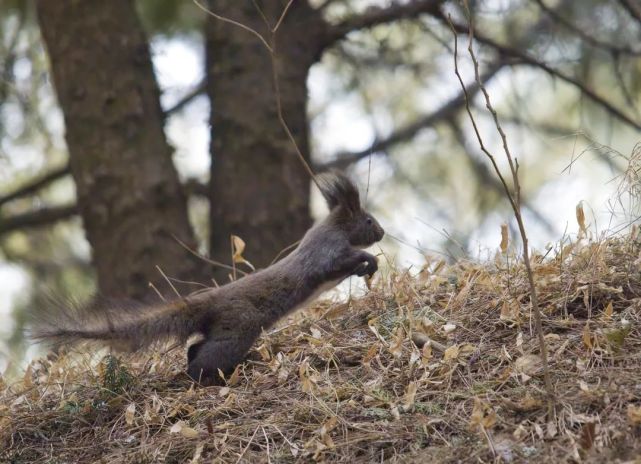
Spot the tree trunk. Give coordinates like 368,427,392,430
37,0,208,300
205,1,326,274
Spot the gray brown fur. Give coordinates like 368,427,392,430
30,172,384,385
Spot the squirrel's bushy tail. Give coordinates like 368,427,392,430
29,294,205,351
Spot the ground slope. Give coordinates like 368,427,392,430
3,234,641,463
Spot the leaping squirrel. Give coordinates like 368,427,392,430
31,172,385,385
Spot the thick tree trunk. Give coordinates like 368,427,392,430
37,0,208,299
205,1,326,274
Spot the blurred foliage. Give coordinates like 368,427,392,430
136,0,204,36
1,0,640,373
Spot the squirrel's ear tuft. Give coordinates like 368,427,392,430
317,171,361,213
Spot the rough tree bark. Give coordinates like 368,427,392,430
37,0,208,299
206,1,327,273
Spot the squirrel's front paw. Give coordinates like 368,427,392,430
355,254,378,277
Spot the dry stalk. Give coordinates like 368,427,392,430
446,10,555,415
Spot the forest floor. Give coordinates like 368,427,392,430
3,233,641,463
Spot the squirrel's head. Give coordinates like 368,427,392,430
318,171,385,248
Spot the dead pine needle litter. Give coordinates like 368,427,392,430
3,232,641,463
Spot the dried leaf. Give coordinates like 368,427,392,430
578,422,596,450
499,301,519,322
368,318,387,344
227,365,241,386
514,354,543,377
582,323,593,350
256,344,271,361
231,235,255,270
469,398,496,430
170,420,199,438
362,344,378,366
310,326,322,339
576,201,588,237
125,403,136,426
388,327,404,358
319,416,337,448
500,301,511,320
421,342,433,365
627,404,641,424
444,344,460,362
22,365,32,390
603,301,613,320
299,359,315,393
578,380,590,393
503,393,542,412
190,443,204,464
516,332,524,352
546,420,558,438
500,223,509,253
443,323,457,334
402,381,418,411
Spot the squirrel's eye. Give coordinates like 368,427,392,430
366,217,373,225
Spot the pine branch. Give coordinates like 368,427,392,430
322,0,445,49
317,61,505,171
619,0,641,25
0,204,78,235
0,163,69,208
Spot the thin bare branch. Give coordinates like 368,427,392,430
192,0,272,52
0,204,78,235
447,12,555,414
317,61,505,171
0,176,207,236
164,79,206,115
272,0,295,33
323,0,445,49
439,14,641,132
0,163,69,208
0,77,206,212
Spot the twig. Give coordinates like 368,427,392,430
0,81,205,212
155,265,181,298
193,0,272,52
235,426,260,464
447,10,555,416
440,15,641,132
164,79,206,115
172,234,247,276
270,240,300,265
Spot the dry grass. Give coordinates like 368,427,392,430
3,232,641,463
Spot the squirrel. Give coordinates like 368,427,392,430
30,172,385,385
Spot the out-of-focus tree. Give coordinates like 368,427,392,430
1,0,640,369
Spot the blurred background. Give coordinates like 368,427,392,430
1,0,640,375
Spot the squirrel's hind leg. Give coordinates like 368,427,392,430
187,335,257,386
